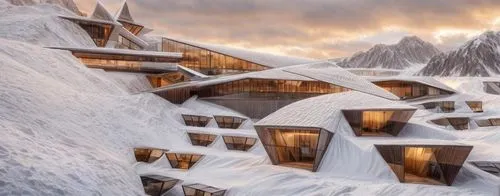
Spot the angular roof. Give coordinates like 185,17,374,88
163,37,316,68
47,47,182,59
115,0,134,22
284,62,400,100
366,76,456,93
255,91,416,132
117,26,148,48
90,1,115,22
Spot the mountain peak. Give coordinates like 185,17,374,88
418,31,500,76
398,36,425,45
337,36,440,69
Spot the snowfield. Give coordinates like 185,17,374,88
0,1,500,196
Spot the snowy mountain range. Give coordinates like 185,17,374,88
337,36,441,69
418,31,500,77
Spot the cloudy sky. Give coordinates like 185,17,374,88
73,0,500,59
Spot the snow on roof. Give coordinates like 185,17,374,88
114,0,134,22
177,65,209,78
284,62,400,100
255,91,415,133
47,46,182,59
152,68,315,93
181,97,248,119
366,76,456,93
58,15,117,26
164,36,316,68
91,1,115,22
117,26,148,48
355,137,469,147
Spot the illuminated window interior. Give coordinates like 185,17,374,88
222,136,257,151
188,133,217,147
375,145,473,186
466,101,483,113
166,153,203,170
256,127,334,171
431,118,470,130
182,183,226,196
343,109,416,136
422,101,454,113
134,148,168,163
373,81,453,100
64,18,113,47
163,38,268,75
197,79,350,98
182,114,212,127
147,72,190,88
214,116,247,129
141,175,179,196
119,20,144,35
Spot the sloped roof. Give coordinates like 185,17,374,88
91,1,115,22
255,91,416,132
151,68,314,92
284,62,400,100
117,26,148,48
164,37,316,68
58,15,117,26
47,47,182,59
366,76,456,93
115,0,134,22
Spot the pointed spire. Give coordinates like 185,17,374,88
115,0,134,22
91,1,115,22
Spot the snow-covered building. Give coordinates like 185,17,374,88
59,1,147,49
162,37,315,75
375,144,473,186
153,62,399,119
254,92,416,171
141,175,181,196
366,76,456,100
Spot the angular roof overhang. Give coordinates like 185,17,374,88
255,91,415,132
284,62,400,100
163,37,316,68
367,76,456,93
47,47,182,62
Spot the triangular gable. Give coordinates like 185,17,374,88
91,1,115,22
116,0,134,22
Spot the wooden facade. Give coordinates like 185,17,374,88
431,117,470,130
153,78,351,118
61,17,114,47
134,148,169,163
422,101,455,113
475,118,500,127
222,136,257,151
182,114,212,127
119,20,144,35
147,72,191,88
214,116,247,129
255,126,334,172
182,183,226,196
373,81,453,100
166,153,204,170
342,109,416,136
187,132,218,147
375,144,473,186
163,38,268,75
141,175,180,196
466,101,483,113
